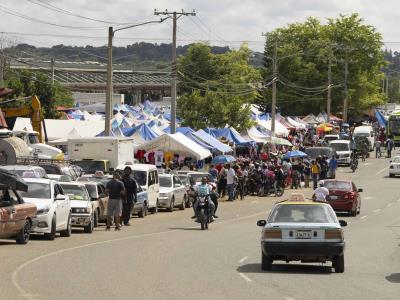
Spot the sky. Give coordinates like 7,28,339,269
0,0,399,53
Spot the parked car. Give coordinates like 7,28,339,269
389,156,400,177
329,140,351,165
257,200,347,273
353,125,375,151
324,134,340,144
0,165,47,178
131,182,149,218
158,174,186,211
305,147,337,160
324,180,362,216
21,178,72,240
60,182,95,233
0,170,37,244
40,164,80,180
83,181,108,225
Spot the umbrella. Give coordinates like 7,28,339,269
0,169,28,192
284,150,308,159
211,155,236,164
317,123,334,133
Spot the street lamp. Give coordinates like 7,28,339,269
105,18,169,136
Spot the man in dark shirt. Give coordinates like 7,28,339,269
106,172,125,230
121,167,138,226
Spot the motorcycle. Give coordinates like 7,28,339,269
258,180,284,197
196,194,212,230
350,156,358,172
246,176,261,196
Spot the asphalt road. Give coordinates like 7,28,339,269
1,154,400,300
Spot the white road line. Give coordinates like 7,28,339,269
238,256,249,263
238,273,252,282
374,209,382,213
360,215,368,220
364,196,374,200
375,167,388,175
284,297,297,300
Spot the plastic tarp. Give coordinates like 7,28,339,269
163,127,193,134
139,132,211,160
48,128,82,146
302,114,320,124
375,110,387,128
206,127,253,145
256,119,290,137
241,127,270,143
193,130,232,154
122,123,159,144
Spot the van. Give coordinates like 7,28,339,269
329,140,351,165
117,164,159,213
353,126,374,151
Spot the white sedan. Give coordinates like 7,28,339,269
21,178,72,240
389,156,400,177
158,174,186,211
60,182,95,233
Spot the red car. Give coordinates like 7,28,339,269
324,180,362,216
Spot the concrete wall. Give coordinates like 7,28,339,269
72,92,124,106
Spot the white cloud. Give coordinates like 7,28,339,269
0,0,398,52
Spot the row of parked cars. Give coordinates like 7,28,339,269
0,162,210,245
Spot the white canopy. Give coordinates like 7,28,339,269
48,128,82,146
139,132,211,160
287,117,306,129
256,119,290,137
241,127,270,143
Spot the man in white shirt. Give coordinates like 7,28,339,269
313,180,329,202
226,164,236,201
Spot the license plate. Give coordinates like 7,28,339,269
296,230,312,239
330,195,338,200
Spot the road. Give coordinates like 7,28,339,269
1,155,400,300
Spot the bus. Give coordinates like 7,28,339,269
387,111,400,145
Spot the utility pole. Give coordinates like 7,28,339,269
386,75,389,99
50,58,55,85
0,53,4,89
271,38,278,136
343,50,349,122
327,54,332,123
155,9,196,134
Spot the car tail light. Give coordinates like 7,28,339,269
325,229,343,240
344,192,355,200
263,228,282,239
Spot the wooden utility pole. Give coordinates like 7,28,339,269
271,39,278,136
155,9,196,134
343,50,349,122
327,54,332,123
50,58,55,85
105,26,114,136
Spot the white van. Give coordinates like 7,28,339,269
353,125,375,151
329,140,351,165
117,164,159,213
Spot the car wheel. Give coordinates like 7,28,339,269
16,220,31,245
138,202,147,218
179,196,186,210
350,204,357,217
84,215,94,233
389,173,395,178
261,251,273,271
167,197,174,212
60,214,71,237
152,200,159,214
93,209,99,227
44,215,56,240
185,196,191,208
334,255,345,273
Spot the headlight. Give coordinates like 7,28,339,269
73,207,90,213
37,206,51,215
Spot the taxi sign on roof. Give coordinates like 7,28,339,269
288,193,306,202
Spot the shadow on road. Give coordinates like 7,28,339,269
237,263,332,274
386,273,400,283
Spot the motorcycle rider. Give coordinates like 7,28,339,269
192,177,216,221
313,180,330,202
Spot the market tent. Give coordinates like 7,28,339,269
139,132,211,160
302,114,320,124
122,123,159,144
287,117,306,129
241,127,270,143
256,119,290,137
193,130,232,154
48,128,82,146
375,110,387,128
182,131,214,151
206,127,253,145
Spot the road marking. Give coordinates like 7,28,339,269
284,297,297,300
375,167,388,175
238,273,252,282
360,215,368,220
364,196,374,200
238,256,249,263
374,209,382,213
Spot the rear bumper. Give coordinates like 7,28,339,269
328,200,354,211
262,241,345,257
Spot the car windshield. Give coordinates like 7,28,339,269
392,157,400,163
132,171,147,186
305,148,332,159
189,173,208,183
20,182,51,199
61,185,89,201
84,184,97,198
41,165,62,175
73,160,106,173
324,181,352,191
330,143,349,152
178,175,187,185
269,204,337,223
324,136,338,142
159,177,172,187
354,132,370,137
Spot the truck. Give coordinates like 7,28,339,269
68,137,135,173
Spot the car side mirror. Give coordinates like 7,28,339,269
339,220,347,227
174,184,181,188
357,188,363,193
257,220,266,227
55,194,66,201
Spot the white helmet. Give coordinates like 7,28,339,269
319,180,325,187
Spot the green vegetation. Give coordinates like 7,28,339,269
256,14,386,116
177,43,261,131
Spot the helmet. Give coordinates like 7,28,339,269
319,180,324,187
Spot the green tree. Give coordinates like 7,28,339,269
177,43,261,131
257,14,386,117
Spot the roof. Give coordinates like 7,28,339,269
59,182,86,187
23,178,54,184
278,201,326,205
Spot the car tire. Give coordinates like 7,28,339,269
334,255,345,273
138,202,148,218
185,196,191,208
350,204,357,217
261,251,273,271
167,197,174,212
179,196,186,210
152,200,159,214
389,173,395,178
44,215,56,240
16,220,31,245
84,215,94,233
60,214,72,237
93,210,99,228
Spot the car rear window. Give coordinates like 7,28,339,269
324,181,352,191
20,182,51,199
269,204,337,223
